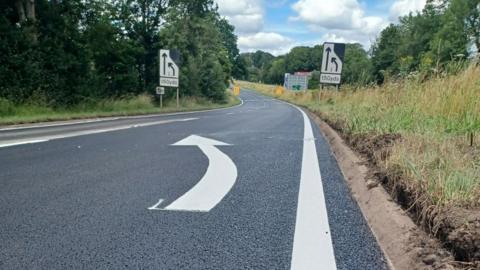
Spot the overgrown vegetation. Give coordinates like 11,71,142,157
235,0,480,209
0,92,240,125
238,64,480,207
0,0,238,111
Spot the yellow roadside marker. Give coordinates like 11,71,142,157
274,86,285,96
233,85,241,96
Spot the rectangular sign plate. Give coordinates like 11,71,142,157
284,73,308,90
160,77,179,87
320,74,341,84
320,42,345,85
160,50,179,79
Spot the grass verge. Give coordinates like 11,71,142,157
237,66,480,262
0,91,240,126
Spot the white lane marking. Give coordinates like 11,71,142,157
226,112,234,115
0,98,244,132
291,108,337,270
148,199,165,210
0,119,118,131
0,118,198,148
0,139,49,148
148,135,237,212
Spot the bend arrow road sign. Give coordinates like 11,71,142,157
148,135,237,212
320,42,345,85
159,49,180,87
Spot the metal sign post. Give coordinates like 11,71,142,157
320,42,345,89
156,87,165,108
159,49,181,108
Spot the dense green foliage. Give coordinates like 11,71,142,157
237,44,372,86
371,0,479,82
238,0,479,86
0,0,239,107
1,0,478,107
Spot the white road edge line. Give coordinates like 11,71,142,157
233,89,337,268
0,118,198,148
0,98,244,132
291,107,337,270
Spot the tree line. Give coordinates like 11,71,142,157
236,0,479,87
0,0,238,106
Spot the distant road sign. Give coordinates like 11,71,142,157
156,87,165,95
284,73,308,91
320,42,345,85
159,49,180,87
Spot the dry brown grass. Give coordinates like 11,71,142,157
237,65,480,207
0,92,241,125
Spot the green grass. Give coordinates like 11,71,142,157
238,66,480,207
0,92,240,126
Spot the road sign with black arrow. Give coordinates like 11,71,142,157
159,49,180,87
320,42,345,85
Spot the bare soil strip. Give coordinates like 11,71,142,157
308,110,480,270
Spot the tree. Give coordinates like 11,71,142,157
264,58,286,84
464,0,480,55
114,0,167,92
84,3,142,98
285,46,316,73
14,0,36,42
232,55,248,80
159,0,231,101
430,0,469,64
399,4,443,69
235,51,274,82
0,0,238,107
371,24,402,82
343,43,373,85
216,18,239,69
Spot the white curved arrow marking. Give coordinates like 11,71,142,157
149,135,237,212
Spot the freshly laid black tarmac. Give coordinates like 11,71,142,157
0,90,387,269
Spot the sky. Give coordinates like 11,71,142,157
215,0,427,55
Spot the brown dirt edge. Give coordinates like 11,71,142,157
307,110,479,270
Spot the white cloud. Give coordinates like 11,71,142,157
238,32,294,55
217,0,425,53
390,0,427,20
291,0,361,30
227,13,264,34
290,0,389,48
290,0,387,34
216,0,264,34
320,33,358,44
216,0,294,55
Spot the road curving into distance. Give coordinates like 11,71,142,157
0,90,387,269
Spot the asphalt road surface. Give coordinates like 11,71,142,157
0,90,387,269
